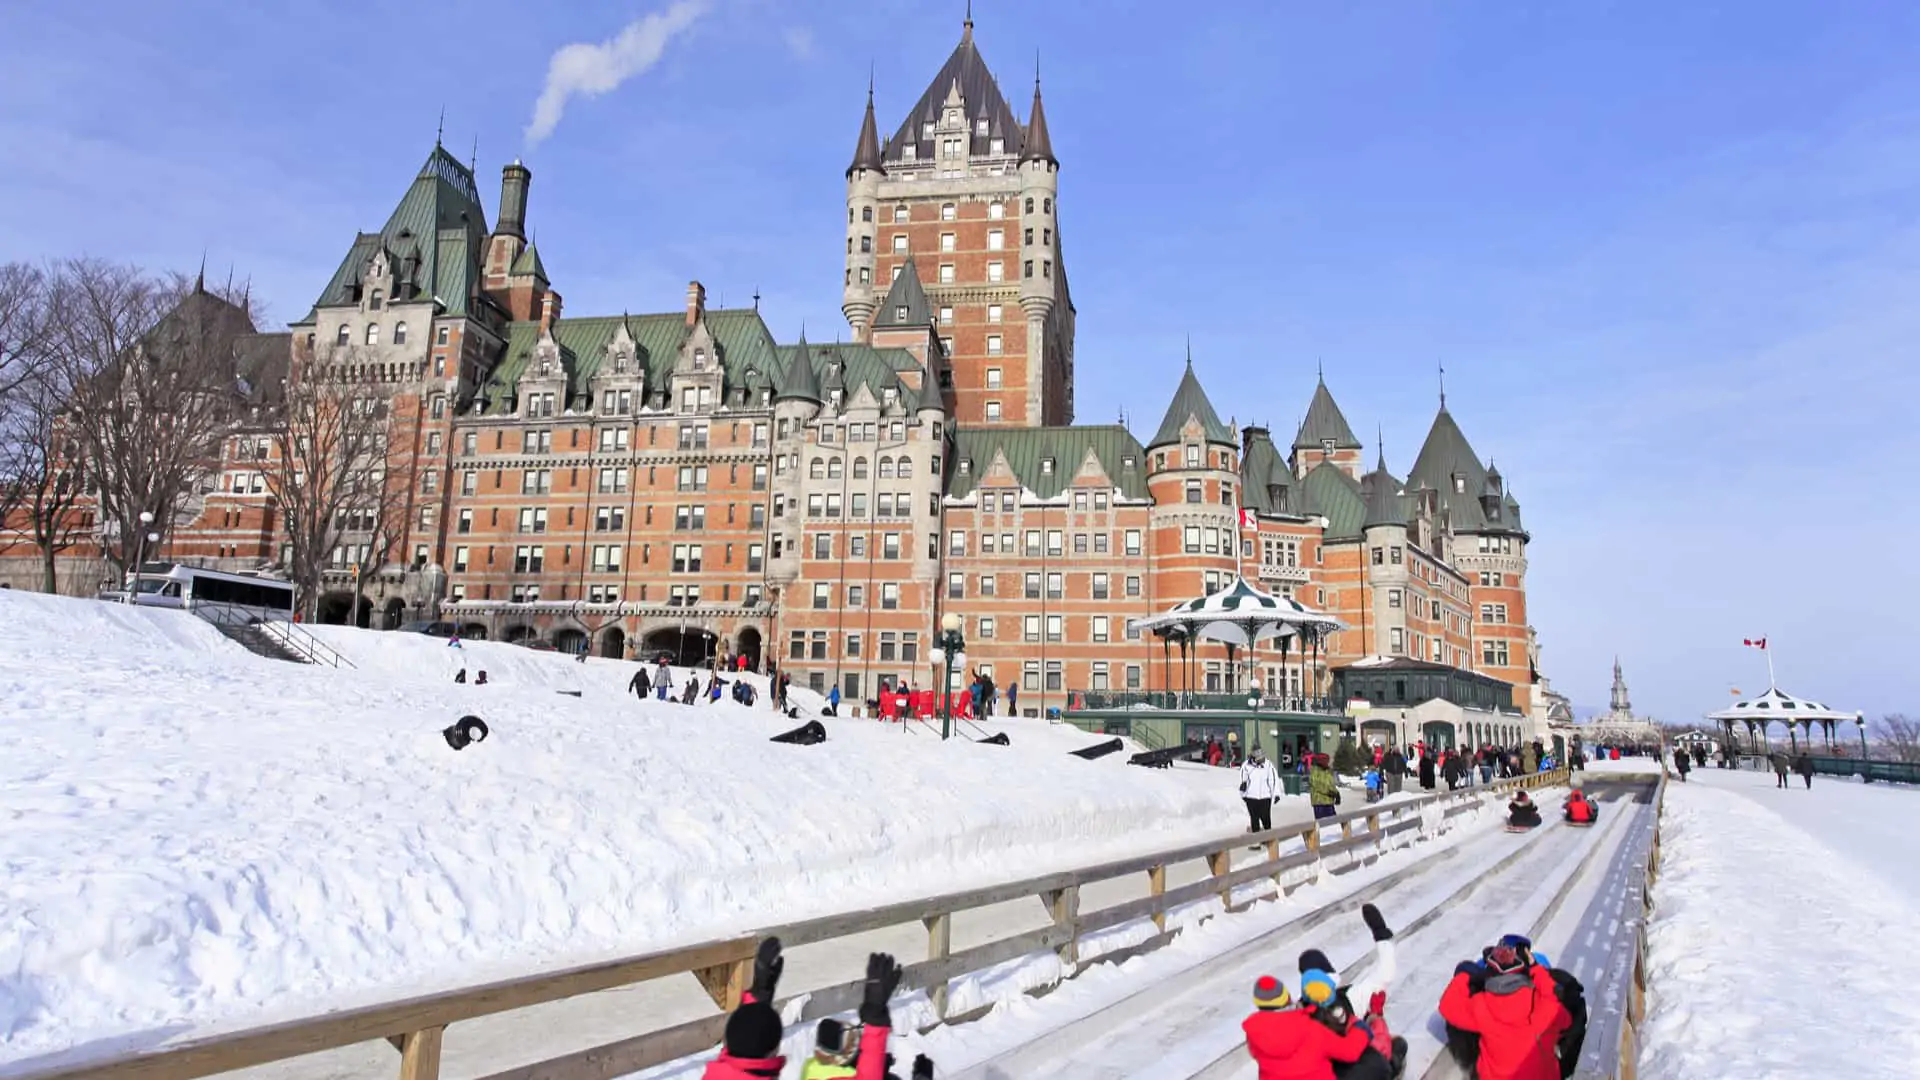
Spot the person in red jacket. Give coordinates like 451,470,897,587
1243,971,1370,1079
1563,790,1597,824
703,941,910,1080
1437,941,1570,1080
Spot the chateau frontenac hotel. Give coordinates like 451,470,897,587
6,17,1563,729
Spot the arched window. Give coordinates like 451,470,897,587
335,325,351,347
853,457,869,479
393,322,408,345
896,457,914,478
893,205,908,223
827,458,844,479
809,458,825,480
368,289,384,310
878,457,894,479
365,324,380,346
940,202,956,221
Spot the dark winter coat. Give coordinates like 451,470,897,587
629,669,651,696
1438,966,1569,1080
1243,1007,1369,1080
1418,755,1437,790
1793,753,1813,777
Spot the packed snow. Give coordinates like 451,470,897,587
1640,765,1920,1080
0,590,1250,1069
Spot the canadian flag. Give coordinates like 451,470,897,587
1239,508,1257,529
1743,637,1767,650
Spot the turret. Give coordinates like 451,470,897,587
1016,76,1059,325
842,86,886,340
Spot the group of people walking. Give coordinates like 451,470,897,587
628,656,793,712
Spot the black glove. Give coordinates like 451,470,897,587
912,1054,935,1080
1362,903,1394,942
750,937,783,1002
1453,960,1483,979
860,952,903,1027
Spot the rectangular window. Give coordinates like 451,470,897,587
939,264,956,284
1388,589,1402,608
1092,616,1110,643
457,509,472,534
1184,525,1201,554
940,232,956,252
985,401,1002,422
1046,614,1062,643
986,334,1002,356
986,261,1004,283
813,583,830,609
1024,572,1041,599
979,573,996,597
1092,572,1109,600
452,545,469,572
847,584,864,607
978,616,996,639
987,304,1002,323
949,530,967,556
1024,615,1041,642
1126,575,1141,597
1046,572,1063,599
939,306,954,324
1125,530,1142,556
987,229,1004,251
1091,662,1110,692
883,533,901,560
947,572,964,599
881,583,900,610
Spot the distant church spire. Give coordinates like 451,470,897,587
1610,656,1632,715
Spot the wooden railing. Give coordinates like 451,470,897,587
1613,771,1669,1080
23,771,1570,1080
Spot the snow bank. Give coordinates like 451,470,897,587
1640,769,1920,1080
0,591,1235,1065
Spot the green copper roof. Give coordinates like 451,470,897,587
1408,406,1496,533
775,329,823,404
1293,377,1363,451
305,145,490,321
949,425,1149,501
510,241,548,282
1361,460,1408,529
1148,358,1236,450
1239,428,1295,515
1299,461,1366,540
871,257,934,329
481,307,780,411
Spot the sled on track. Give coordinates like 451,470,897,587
1505,822,1541,833
1563,819,1596,828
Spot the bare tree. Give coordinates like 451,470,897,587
0,358,91,592
0,262,54,405
261,343,406,619
1872,713,1920,763
54,260,252,573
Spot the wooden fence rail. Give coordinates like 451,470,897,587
23,770,1567,1080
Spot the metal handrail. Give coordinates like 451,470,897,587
259,619,356,669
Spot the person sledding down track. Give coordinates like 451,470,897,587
1561,786,1598,826
1243,903,1408,1079
1439,935,1587,1080
1505,790,1543,831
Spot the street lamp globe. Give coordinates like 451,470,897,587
139,511,155,525
942,611,962,635
146,532,160,543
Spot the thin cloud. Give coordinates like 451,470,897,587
525,0,711,147
783,26,818,62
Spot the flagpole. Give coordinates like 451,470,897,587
1765,640,1776,689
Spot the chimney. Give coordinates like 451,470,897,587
498,160,532,239
539,289,561,332
685,281,706,328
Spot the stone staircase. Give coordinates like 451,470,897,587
210,620,312,664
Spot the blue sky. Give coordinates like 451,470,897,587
3,1,1916,722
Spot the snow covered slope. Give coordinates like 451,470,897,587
1640,767,1920,1080
0,591,1233,1066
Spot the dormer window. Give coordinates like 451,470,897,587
990,137,1004,155
538,360,552,377
693,348,707,370
1040,457,1055,475
830,389,843,408
1321,438,1336,455
884,387,898,407
1185,444,1201,468
1454,474,1466,494
959,458,972,474
896,305,909,321
975,118,989,136
1122,456,1136,471
368,289,383,311
945,108,961,126
921,122,934,140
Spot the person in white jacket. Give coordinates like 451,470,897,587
1240,745,1281,834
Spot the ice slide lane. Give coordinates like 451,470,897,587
954,787,1642,1080
952,788,1608,1080
1200,784,1654,1080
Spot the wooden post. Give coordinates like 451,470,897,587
693,956,753,1011
1148,864,1167,931
396,1027,444,1080
1207,848,1233,907
1043,885,1080,966
1303,825,1320,855
1365,811,1380,838
924,913,952,1019
1340,819,1353,842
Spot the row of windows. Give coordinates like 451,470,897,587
972,487,1131,511
442,580,765,608
810,581,902,609
852,196,1052,226
943,570,1144,602
449,540,764,575
948,529,1145,558
808,455,916,480
1152,444,1236,472
452,502,765,536
807,532,911,562
334,322,410,348
804,492,937,519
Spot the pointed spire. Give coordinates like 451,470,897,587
194,253,206,295
1292,378,1363,451
1438,358,1447,410
873,255,935,328
848,77,886,176
436,107,445,148
776,330,823,405
963,0,973,41
1362,447,1406,530
1020,59,1057,165
1149,354,1235,449
1375,423,1386,471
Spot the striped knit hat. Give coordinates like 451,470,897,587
1252,975,1293,1010
1300,969,1340,1008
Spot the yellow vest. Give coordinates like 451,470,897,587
799,1059,858,1080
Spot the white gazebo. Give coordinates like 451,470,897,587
1707,686,1861,756
1128,579,1347,706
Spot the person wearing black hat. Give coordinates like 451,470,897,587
1438,935,1570,1080
1292,904,1407,1080
800,1017,859,1079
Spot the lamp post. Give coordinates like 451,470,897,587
934,612,965,741
128,510,157,597
1856,712,1869,776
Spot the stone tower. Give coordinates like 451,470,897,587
1610,657,1631,715
841,12,1074,428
